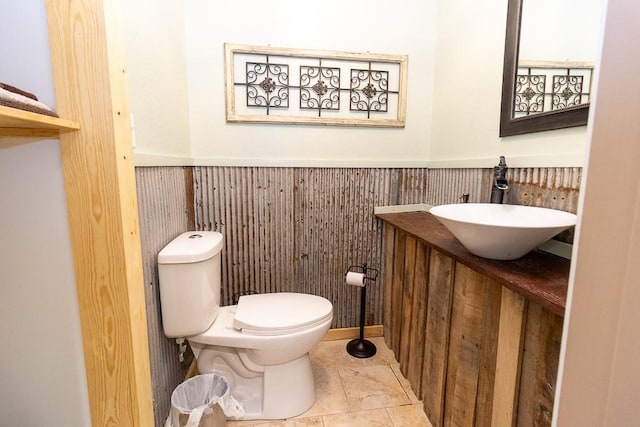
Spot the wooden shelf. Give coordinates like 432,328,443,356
0,104,79,137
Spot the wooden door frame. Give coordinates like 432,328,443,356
46,1,154,425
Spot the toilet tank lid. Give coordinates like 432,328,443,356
158,231,224,264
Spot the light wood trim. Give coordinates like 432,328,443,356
397,51,408,125
223,42,236,129
322,325,384,341
226,43,409,63
0,128,60,138
0,104,79,134
491,287,526,427
186,360,199,380
225,113,406,128
46,1,153,426
518,60,595,69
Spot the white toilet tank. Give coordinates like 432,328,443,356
158,231,224,338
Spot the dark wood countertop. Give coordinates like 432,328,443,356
377,211,569,316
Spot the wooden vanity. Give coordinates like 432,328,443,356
377,211,568,427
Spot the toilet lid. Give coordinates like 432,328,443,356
233,293,333,335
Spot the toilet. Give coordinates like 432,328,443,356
157,231,333,420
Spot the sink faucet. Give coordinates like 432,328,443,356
490,156,509,204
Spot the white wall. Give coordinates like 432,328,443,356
124,0,192,165
125,0,605,168
0,141,91,427
182,0,437,167
125,0,438,167
519,0,603,62
0,2,90,425
428,0,602,168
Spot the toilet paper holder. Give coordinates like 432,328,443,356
345,263,379,284
345,263,378,358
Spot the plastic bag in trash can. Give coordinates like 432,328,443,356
165,373,244,427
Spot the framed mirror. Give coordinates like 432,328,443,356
500,0,602,136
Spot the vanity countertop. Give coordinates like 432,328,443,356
377,211,569,316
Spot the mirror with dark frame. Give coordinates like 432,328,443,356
500,0,602,137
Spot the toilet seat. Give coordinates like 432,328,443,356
234,293,333,336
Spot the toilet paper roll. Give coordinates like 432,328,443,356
346,271,366,287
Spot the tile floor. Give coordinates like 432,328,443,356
226,337,433,427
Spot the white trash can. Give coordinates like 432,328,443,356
165,373,243,427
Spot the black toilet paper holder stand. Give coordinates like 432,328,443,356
345,263,379,358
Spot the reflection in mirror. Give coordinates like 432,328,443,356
514,61,593,118
500,0,604,136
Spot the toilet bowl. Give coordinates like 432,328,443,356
158,231,333,420
190,297,333,419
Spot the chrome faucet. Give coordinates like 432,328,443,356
490,156,509,204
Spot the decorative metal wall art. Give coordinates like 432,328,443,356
514,61,593,117
225,43,408,127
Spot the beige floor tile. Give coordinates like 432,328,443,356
300,361,350,417
226,418,260,426
323,408,394,427
386,404,433,427
248,416,324,427
226,338,429,426
390,364,420,404
310,337,398,370
227,416,322,427
339,364,410,411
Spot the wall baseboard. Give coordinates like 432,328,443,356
322,325,384,341
185,359,198,380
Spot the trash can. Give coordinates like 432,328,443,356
165,373,243,427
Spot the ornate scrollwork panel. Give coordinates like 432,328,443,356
246,61,289,110
225,43,408,127
299,65,340,114
513,61,593,118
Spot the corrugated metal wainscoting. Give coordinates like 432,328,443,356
192,167,489,329
504,166,582,213
135,165,581,426
136,166,193,426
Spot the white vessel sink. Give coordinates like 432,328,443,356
429,203,577,260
